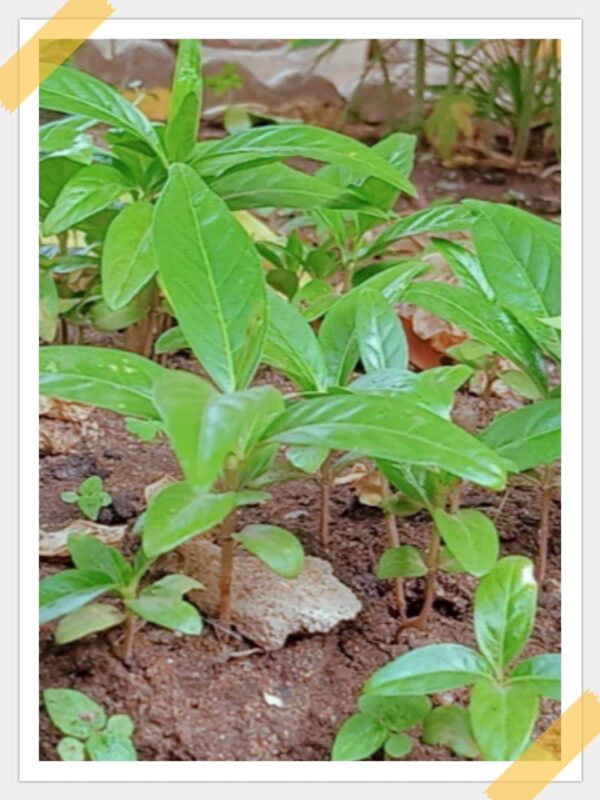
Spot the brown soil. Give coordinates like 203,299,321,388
39,367,561,762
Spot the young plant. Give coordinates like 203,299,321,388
43,688,136,761
352,556,561,761
60,475,111,521
332,694,431,761
39,533,203,660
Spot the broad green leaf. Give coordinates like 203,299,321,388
509,654,561,701
39,569,116,623
359,203,475,260
403,282,547,394
358,694,431,731
124,417,163,442
469,680,538,761
356,289,407,372
39,156,84,213
40,65,165,162
43,688,106,738
165,39,202,161
55,602,126,644
233,524,304,578
42,165,130,235
319,262,426,385
86,731,137,761
499,370,544,401
352,365,473,420
191,125,416,195
89,282,153,332
39,116,94,153
143,481,235,557
265,393,507,490
67,534,132,585
101,201,156,310
40,346,165,419
479,399,561,473
39,270,59,342
384,733,412,759
209,162,376,211
57,737,85,761
286,444,329,474
127,578,202,635
153,164,266,392
152,369,217,486
293,278,336,321
474,556,538,673
447,339,493,369
363,644,492,696
331,713,387,761
154,325,188,355
262,290,329,392
377,462,439,508
432,509,499,578
430,237,493,299
464,200,560,318
376,546,427,578
422,705,479,759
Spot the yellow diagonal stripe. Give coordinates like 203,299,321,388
0,0,115,112
485,690,600,799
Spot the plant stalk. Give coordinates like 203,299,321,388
381,479,406,617
513,39,539,163
319,453,334,551
535,462,556,585
403,527,440,630
120,612,137,662
218,506,238,630
411,39,426,130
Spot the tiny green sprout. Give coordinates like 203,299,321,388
43,688,137,761
61,475,112,521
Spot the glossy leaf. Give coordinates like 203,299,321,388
86,731,137,761
233,524,305,578
40,65,164,161
479,399,561,473
39,270,59,342
432,509,499,578
209,162,376,211
262,290,329,392
192,125,416,194
376,546,427,578
154,325,188,355
509,654,561,701
358,694,431,731
67,534,132,586
286,444,329,474
404,282,547,394
42,165,130,235
431,237,493,299
43,688,105,738
153,164,266,392
356,288,407,372
319,262,426,385
39,569,116,624
40,346,165,420
363,644,493,696
127,575,203,634
265,393,507,490
331,713,387,761
101,201,156,310
143,480,235,557
165,39,202,161
422,705,479,759
55,603,126,644
469,680,538,761
499,370,544,401
474,556,538,673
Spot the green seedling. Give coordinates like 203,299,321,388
39,533,203,660
61,475,111,521
43,688,137,761
356,556,560,761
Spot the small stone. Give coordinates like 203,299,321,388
180,540,362,650
263,692,284,708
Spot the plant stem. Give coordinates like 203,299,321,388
535,462,556,585
411,39,426,131
218,508,237,630
120,612,137,662
319,454,334,550
381,479,406,617
403,527,440,630
513,39,539,163
448,40,457,89
449,482,461,514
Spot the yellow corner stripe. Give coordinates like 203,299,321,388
0,0,115,112
485,690,600,799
